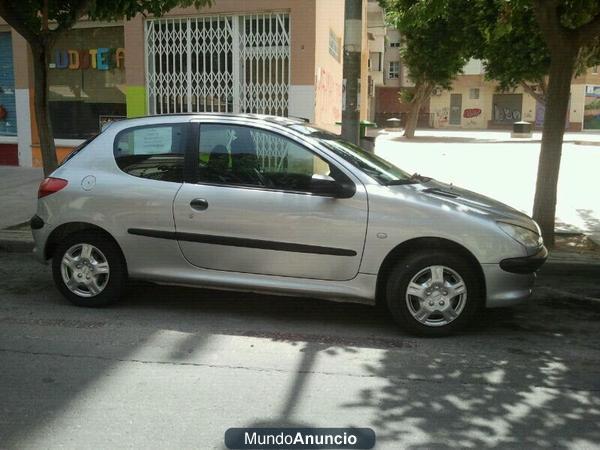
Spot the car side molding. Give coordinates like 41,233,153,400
127,228,358,257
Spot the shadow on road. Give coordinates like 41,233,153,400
343,346,600,448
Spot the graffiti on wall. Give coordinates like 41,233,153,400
493,105,521,122
315,67,342,126
434,106,449,127
463,108,481,118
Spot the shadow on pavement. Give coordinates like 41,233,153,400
2,253,600,448
343,345,600,448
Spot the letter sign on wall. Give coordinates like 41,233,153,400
50,48,125,70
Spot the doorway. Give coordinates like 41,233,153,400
449,94,462,125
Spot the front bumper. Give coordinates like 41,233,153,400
482,246,547,308
482,263,536,308
500,246,548,274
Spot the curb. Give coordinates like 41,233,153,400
546,256,600,266
0,230,34,254
538,286,600,308
573,141,600,147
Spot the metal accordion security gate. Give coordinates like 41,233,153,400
145,13,290,116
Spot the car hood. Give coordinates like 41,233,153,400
397,179,538,233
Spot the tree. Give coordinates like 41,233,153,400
474,1,550,104
475,1,600,107
529,0,600,246
380,0,478,138
0,0,212,176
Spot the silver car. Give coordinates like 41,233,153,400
31,114,547,336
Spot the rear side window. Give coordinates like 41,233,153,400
113,124,187,183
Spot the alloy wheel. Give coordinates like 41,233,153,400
60,243,110,298
405,265,467,327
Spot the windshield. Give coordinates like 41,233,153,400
289,124,413,185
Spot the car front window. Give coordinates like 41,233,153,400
197,123,346,193
289,125,413,185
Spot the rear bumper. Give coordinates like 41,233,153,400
482,263,536,308
30,215,50,263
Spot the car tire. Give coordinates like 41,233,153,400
52,231,126,307
385,250,482,336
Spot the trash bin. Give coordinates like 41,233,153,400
335,120,377,151
359,120,377,138
386,117,402,130
511,121,533,138
360,136,375,153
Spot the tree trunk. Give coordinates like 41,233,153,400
520,81,546,106
403,81,432,139
532,51,576,247
341,0,362,145
31,42,57,177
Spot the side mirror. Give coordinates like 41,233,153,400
310,174,355,198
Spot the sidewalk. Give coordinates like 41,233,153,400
0,166,42,229
369,128,600,145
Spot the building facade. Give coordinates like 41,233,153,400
367,3,429,127
367,10,600,133
429,60,600,132
2,0,372,167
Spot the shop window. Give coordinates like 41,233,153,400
388,61,400,79
492,94,523,124
48,26,126,139
469,88,480,100
0,32,17,136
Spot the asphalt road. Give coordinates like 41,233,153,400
1,251,599,450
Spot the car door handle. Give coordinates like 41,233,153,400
190,198,209,211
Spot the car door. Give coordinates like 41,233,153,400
172,121,368,281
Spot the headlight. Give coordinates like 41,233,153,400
497,222,542,249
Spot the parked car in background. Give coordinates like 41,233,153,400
31,114,547,336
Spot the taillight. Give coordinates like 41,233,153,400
38,177,68,199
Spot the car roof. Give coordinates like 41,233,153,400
106,113,309,131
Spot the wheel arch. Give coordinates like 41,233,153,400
375,237,486,306
45,222,127,274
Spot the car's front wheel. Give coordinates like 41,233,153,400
385,250,482,336
52,232,126,307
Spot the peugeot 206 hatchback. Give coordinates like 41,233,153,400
31,114,547,336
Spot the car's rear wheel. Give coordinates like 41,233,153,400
52,232,125,307
385,250,482,336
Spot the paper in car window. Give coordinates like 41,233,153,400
134,127,173,154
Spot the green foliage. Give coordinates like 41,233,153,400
559,0,600,28
1,0,212,43
399,88,414,103
473,0,600,93
379,0,478,90
473,0,549,91
379,0,600,97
